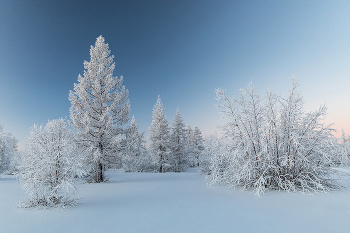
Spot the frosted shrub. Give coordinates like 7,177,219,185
206,79,344,195
18,119,86,208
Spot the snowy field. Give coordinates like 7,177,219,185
1,168,350,233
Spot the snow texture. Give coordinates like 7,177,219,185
1,168,350,232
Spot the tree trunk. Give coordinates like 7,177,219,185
98,161,104,182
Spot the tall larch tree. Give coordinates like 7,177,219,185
69,35,130,183
149,96,170,173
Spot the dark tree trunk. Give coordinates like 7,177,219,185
97,161,104,182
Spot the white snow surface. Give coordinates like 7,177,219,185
1,168,350,233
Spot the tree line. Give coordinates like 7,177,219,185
1,35,349,208
5,35,204,208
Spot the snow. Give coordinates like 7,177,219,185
1,168,350,233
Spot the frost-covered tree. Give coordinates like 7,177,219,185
169,109,188,172
207,79,344,195
0,124,18,174
185,125,195,166
18,119,86,208
192,126,205,167
198,133,221,175
185,125,204,167
121,116,154,172
149,96,171,173
69,35,130,182
337,129,350,166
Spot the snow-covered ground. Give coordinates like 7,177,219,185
1,168,350,233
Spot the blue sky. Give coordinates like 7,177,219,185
0,0,350,149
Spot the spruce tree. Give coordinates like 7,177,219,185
170,109,188,172
192,126,205,167
149,96,170,173
69,35,130,182
0,124,18,174
121,116,147,172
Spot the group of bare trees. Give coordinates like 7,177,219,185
204,79,347,195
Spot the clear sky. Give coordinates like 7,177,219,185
0,0,350,149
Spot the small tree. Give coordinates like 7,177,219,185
185,125,195,166
69,35,130,182
121,116,154,172
192,126,205,167
337,129,350,166
207,79,344,195
198,133,221,175
18,119,85,208
169,109,188,172
0,124,18,174
149,96,171,173
185,125,204,167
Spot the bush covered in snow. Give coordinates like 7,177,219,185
17,119,86,208
206,79,344,195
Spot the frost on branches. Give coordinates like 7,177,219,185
185,125,205,168
121,116,155,172
69,35,130,182
336,129,350,166
191,126,205,167
149,96,171,173
206,79,344,195
198,134,222,175
0,124,18,174
169,109,188,172
18,119,85,208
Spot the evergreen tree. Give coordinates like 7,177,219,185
192,126,205,167
149,96,170,173
338,129,350,166
185,125,195,167
69,35,130,182
170,109,188,172
0,124,18,174
121,116,148,172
